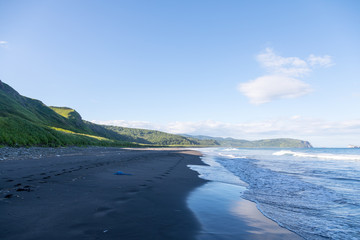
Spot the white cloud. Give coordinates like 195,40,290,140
257,48,310,77
239,48,334,104
91,117,360,147
238,75,312,104
308,54,334,67
92,120,162,130
0,41,8,49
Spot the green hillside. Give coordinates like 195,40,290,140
104,126,219,146
49,107,76,118
0,81,132,147
0,80,312,148
0,80,217,147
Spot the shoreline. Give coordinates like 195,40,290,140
1,147,303,239
189,148,303,240
187,181,303,240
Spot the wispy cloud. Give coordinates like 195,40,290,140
91,117,360,147
0,41,8,47
256,48,310,77
93,120,162,130
238,48,334,104
308,54,334,67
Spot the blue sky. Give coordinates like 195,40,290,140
1,0,359,147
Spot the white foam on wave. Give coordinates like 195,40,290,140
191,148,360,240
188,150,247,187
273,150,360,161
222,148,239,152
218,152,247,159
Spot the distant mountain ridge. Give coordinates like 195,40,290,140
0,80,312,148
182,135,313,148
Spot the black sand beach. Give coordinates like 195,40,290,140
0,147,302,240
1,148,205,240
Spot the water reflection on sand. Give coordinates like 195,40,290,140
187,182,302,240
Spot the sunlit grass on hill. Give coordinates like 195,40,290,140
49,107,75,119
50,126,111,141
0,116,121,147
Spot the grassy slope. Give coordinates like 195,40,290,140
0,116,123,147
0,81,217,147
49,107,75,118
104,125,219,146
0,80,312,148
49,106,215,146
0,81,134,147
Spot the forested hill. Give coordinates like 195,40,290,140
0,80,217,147
182,135,313,148
0,80,312,148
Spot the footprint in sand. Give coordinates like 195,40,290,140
93,207,115,218
23,174,34,179
126,189,139,195
16,185,33,192
139,184,150,189
4,194,13,199
114,196,131,204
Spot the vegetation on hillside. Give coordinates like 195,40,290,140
49,107,75,118
104,126,219,146
0,80,312,148
0,81,135,147
0,115,128,147
0,80,218,147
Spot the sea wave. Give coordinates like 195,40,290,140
218,152,247,159
215,153,360,240
222,148,239,151
188,155,247,187
193,148,360,240
273,150,360,161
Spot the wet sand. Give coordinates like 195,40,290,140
188,181,303,240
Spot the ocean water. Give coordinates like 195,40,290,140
189,148,360,240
